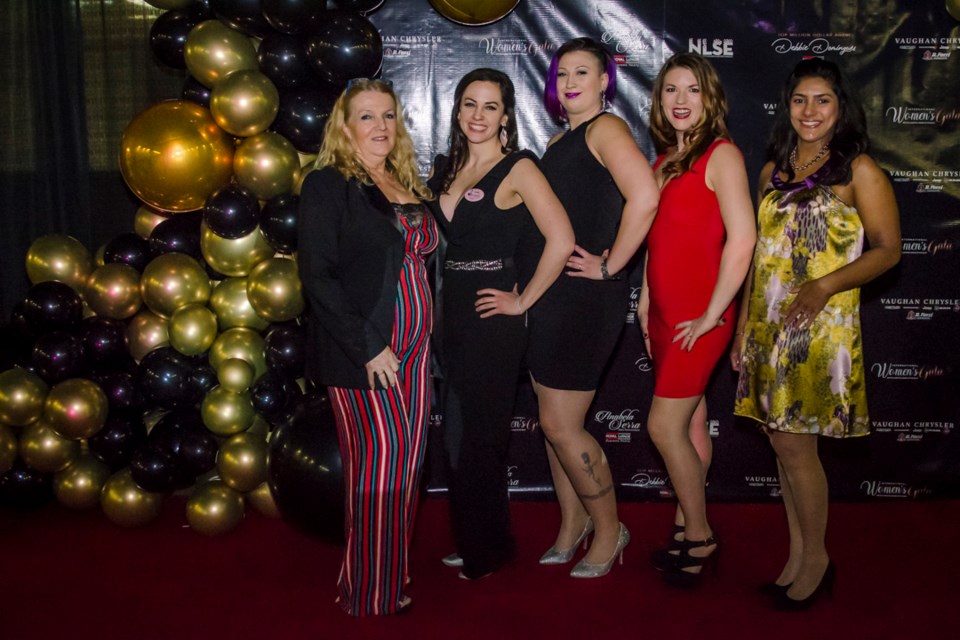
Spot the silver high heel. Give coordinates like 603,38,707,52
441,553,463,567
539,517,594,565
569,523,630,578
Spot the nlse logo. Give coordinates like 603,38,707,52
688,38,734,58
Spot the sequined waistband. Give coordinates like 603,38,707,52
444,257,514,272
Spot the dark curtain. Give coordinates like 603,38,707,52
0,0,183,317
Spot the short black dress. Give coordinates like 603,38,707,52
526,113,629,391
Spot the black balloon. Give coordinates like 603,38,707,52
262,0,326,34
182,75,212,108
137,347,199,410
258,32,316,90
31,330,86,383
265,322,306,375
259,194,300,254
186,361,219,406
211,0,273,37
89,368,143,412
148,410,213,485
330,0,383,13
203,184,261,239
79,317,130,367
88,411,148,469
271,87,337,153
251,369,300,421
103,232,153,272
304,10,383,87
149,9,204,69
268,393,344,542
179,429,220,477
148,211,203,259
0,461,53,511
20,281,84,333
130,442,180,493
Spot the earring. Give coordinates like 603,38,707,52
601,91,607,112
499,125,509,150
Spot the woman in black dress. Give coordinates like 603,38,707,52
428,68,574,580
528,38,659,578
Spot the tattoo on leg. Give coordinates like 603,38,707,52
579,485,614,501
581,452,600,486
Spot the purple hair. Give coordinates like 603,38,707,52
543,37,618,122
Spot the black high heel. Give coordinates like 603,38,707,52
661,535,719,589
757,581,792,597
649,524,685,571
774,562,835,611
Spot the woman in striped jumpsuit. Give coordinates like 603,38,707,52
298,79,438,616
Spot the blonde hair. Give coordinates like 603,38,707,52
315,79,431,199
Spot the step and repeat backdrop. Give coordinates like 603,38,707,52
365,0,960,501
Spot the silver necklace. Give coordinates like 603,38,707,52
789,142,829,172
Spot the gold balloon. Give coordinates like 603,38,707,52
246,415,271,439
134,205,170,239
201,222,274,278
217,431,268,492
246,257,304,322
209,327,267,379
120,100,235,213
949,0,960,21
145,0,195,9
201,386,256,436
101,468,164,527
186,480,245,536
54,453,111,510
19,418,82,473
233,132,301,200
297,152,317,167
209,277,270,331
127,309,170,361
0,367,49,426
94,244,107,268
0,424,16,475
245,480,281,518
25,234,93,291
85,263,143,319
185,20,258,88
210,69,280,137
169,302,219,356
43,378,109,440
429,0,519,25
218,358,255,393
141,252,212,318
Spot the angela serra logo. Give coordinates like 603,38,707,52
381,34,443,58
771,33,856,56
635,353,652,373
860,480,933,499
870,362,948,381
478,37,554,56
597,409,642,444
506,465,519,487
601,25,656,66
510,415,539,433
625,470,672,496
626,286,641,324
688,37,733,58
879,296,960,320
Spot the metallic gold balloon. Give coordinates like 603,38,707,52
145,0,195,9
209,327,267,379
53,453,111,510
101,468,164,527
19,418,81,473
128,309,170,361
217,431,268,492
169,302,219,356
246,257,304,322
246,415,271,439
0,368,49,426
200,222,274,278
94,244,107,268
233,132,301,200
85,263,143,319
201,386,256,436
25,234,93,291
186,480,245,536
209,277,270,331
43,378,109,440
297,152,317,168
141,252,212,318
429,0,520,25
0,424,16,475
134,205,170,239
218,358,255,393
185,20,258,88
119,100,235,213
210,69,280,137
949,1,960,22
245,480,281,518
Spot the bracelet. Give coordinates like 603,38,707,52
600,258,621,280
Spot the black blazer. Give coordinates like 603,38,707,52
298,166,405,389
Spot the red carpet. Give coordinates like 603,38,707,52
1,497,957,639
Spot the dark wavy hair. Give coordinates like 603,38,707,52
650,53,730,179
767,58,868,185
436,68,518,195
543,37,617,123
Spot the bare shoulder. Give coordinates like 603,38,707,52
587,112,632,140
850,154,887,183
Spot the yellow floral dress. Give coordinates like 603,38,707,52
735,172,869,438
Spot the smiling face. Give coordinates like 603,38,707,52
660,66,703,135
789,76,839,147
341,90,398,166
556,50,608,117
457,80,507,145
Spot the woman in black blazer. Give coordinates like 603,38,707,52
298,78,437,616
